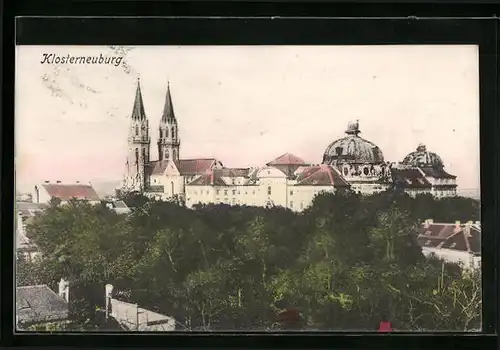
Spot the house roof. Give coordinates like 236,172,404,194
419,167,456,179
391,169,432,189
267,153,308,166
188,170,227,187
295,165,350,187
417,221,481,255
177,159,220,176
149,159,221,176
16,285,69,325
40,184,100,202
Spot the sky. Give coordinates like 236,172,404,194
15,45,480,194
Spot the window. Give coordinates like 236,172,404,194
267,170,271,175
232,190,236,195
232,198,236,205
300,202,304,209
165,128,169,138
171,127,176,139
363,167,369,176
237,191,240,195
267,186,272,195
343,167,349,176
290,201,294,208
165,149,170,160
290,190,294,196
224,190,228,196
206,190,209,195
216,189,220,195
159,129,163,138
135,125,139,135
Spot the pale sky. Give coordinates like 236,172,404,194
15,45,480,193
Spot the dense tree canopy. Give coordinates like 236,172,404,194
17,191,481,331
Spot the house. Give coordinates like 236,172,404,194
33,181,101,205
417,219,481,270
104,284,176,331
16,283,69,330
102,200,132,215
15,202,46,261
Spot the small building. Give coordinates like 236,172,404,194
16,284,69,330
102,200,132,215
33,181,101,205
15,202,46,261
104,284,176,331
417,219,481,270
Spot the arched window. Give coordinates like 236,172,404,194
159,128,163,139
170,181,174,194
135,148,139,168
135,125,139,136
165,128,169,138
142,148,146,163
171,127,175,139
172,149,177,160
363,167,369,176
165,149,170,160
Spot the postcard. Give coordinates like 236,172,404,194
15,45,481,332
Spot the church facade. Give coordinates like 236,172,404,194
121,80,458,212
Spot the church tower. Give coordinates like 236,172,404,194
123,78,151,192
157,82,180,163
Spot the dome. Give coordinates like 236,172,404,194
402,144,444,168
322,121,384,165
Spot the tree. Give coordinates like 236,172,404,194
20,191,481,331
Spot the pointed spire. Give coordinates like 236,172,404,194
131,78,146,120
162,81,176,122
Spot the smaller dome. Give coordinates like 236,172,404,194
402,144,444,168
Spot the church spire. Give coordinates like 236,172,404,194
161,81,176,122
131,78,146,120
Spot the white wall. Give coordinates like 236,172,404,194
422,247,480,270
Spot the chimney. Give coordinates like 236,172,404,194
44,180,50,184
56,181,61,184
105,284,114,320
58,278,70,303
34,185,40,204
424,219,433,228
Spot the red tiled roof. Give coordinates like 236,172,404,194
177,159,219,176
188,171,227,186
295,165,350,187
218,168,250,177
267,153,308,166
391,169,432,189
417,223,456,239
41,184,100,201
417,222,481,254
148,158,221,176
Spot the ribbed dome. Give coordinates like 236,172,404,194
322,121,384,165
402,144,444,168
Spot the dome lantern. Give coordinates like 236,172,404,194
345,120,360,136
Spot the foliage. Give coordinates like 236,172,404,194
20,191,481,331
